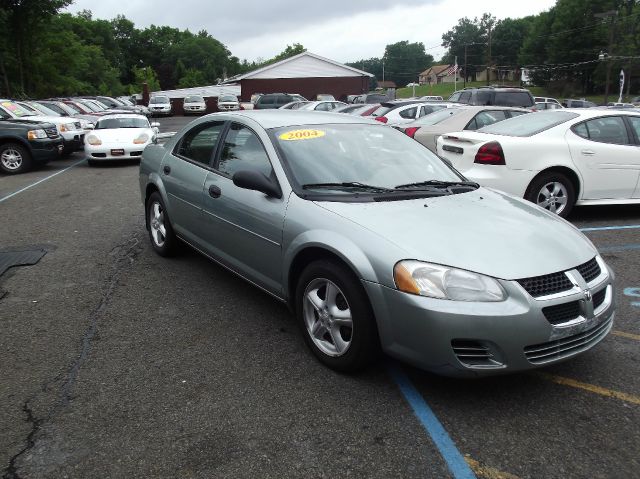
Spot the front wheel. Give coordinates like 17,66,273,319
295,259,379,372
525,172,576,218
0,143,32,174
146,192,177,256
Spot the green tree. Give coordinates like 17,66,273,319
441,14,495,81
382,41,433,86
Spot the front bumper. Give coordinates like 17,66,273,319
85,142,150,161
61,132,85,151
184,105,206,114
365,258,615,377
149,106,172,116
31,138,64,163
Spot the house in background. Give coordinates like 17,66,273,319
419,65,462,85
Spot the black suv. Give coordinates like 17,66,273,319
254,93,306,109
0,115,63,174
449,87,535,108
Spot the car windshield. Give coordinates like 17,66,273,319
272,123,462,195
150,96,169,104
186,95,204,102
1,101,35,117
62,102,81,114
77,101,99,112
95,117,149,129
31,103,61,116
218,95,236,102
479,111,579,137
413,108,464,126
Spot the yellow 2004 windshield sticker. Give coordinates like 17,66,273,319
279,129,326,141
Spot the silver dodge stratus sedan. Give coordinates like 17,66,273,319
139,111,614,377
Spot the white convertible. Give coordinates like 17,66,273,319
437,109,640,217
85,114,159,166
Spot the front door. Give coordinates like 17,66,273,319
201,122,286,295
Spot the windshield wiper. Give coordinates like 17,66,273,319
302,182,395,193
394,180,479,190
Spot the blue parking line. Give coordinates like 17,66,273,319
0,159,85,204
387,363,477,479
599,244,640,253
580,224,640,232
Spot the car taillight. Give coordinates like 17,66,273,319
404,127,420,138
375,116,388,123
474,141,505,165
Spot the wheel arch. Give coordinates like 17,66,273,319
143,174,168,229
526,166,581,200
0,136,31,152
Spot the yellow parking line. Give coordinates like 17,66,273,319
465,457,521,479
612,330,640,341
536,372,640,405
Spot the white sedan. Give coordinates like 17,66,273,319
437,109,640,217
85,114,159,166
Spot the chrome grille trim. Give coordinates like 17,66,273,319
524,317,612,364
517,271,573,298
576,257,601,283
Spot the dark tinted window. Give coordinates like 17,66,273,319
458,91,471,103
628,116,640,140
572,122,589,139
217,123,273,177
399,106,417,119
177,122,225,165
276,96,292,105
494,92,534,107
475,91,492,105
580,117,630,145
38,102,65,115
260,96,275,105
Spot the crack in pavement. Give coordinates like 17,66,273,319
2,228,145,479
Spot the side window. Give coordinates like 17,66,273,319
458,91,471,103
217,123,273,178
176,122,225,166
469,110,507,130
572,123,589,139
449,92,461,102
399,107,417,119
260,96,275,106
315,102,331,111
508,110,527,118
475,91,492,105
583,117,630,145
627,117,640,142
465,118,478,130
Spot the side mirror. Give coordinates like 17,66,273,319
151,122,160,128
232,170,281,199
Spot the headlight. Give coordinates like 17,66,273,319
133,133,149,144
27,129,47,140
86,134,102,146
393,260,506,302
58,124,68,132
80,120,94,129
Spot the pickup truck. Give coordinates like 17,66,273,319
0,118,63,174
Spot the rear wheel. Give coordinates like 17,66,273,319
295,259,379,372
0,143,32,174
525,171,576,218
147,192,177,256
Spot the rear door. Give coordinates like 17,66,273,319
626,116,640,198
566,115,639,199
160,121,225,243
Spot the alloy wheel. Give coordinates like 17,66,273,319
1,148,23,170
536,181,568,215
149,201,167,247
303,278,353,357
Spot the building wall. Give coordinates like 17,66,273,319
239,76,370,102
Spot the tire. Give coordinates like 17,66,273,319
146,192,177,256
295,259,380,372
0,143,32,174
525,171,576,218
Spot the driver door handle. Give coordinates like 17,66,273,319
581,150,595,156
163,165,171,174
208,185,221,198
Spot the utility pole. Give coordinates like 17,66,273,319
382,60,385,83
595,10,617,104
486,25,492,86
464,44,468,88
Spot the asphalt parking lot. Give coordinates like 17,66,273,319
1,115,639,479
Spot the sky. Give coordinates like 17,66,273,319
65,0,557,63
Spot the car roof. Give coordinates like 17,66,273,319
96,113,148,120
204,110,379,129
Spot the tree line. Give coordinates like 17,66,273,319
347,0,639,96
0,0,305,98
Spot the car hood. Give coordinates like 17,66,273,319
90,128,151,142
2,118,55,128
18,115,74,126
315,188,596,280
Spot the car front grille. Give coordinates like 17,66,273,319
517,257,602,298
45,127,59,139
576,258,601,283
74,121,81,130
524,317,612,364
542,301,581,325
517,272,573,297
130,151,143,156
451,340,502,367
593,288,607,309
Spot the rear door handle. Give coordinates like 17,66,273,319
208,185,221,198
581,150,595,156
163,165,171,174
